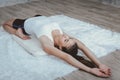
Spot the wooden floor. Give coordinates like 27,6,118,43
0,0,120,80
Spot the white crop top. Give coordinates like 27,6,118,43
24,16,63,42
36,23,63,41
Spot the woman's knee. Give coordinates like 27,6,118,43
3,19,15,27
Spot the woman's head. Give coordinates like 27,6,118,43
55,34,78,55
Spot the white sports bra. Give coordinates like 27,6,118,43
24,16,63,42
36,22,63,42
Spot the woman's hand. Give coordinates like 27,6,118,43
90,68,110,77
99,64,111,76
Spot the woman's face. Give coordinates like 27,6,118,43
59,34,75,49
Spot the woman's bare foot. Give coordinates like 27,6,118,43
15,28,31,40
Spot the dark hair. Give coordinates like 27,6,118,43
62,43,78,57
62,43,96,68
55,43,96,68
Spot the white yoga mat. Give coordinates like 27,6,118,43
0,15,120,80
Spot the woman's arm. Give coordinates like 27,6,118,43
74,38,111,76
63,33,101,66
40,36,91,72
74,38,101,67
45,46,91,72
39,36,110,77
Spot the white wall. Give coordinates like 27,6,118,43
0,0,38,7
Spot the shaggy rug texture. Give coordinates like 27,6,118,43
0,15,120,80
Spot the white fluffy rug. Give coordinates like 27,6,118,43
0,15,120,80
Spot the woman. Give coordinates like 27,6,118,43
3,15,111,77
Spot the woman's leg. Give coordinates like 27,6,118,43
3,19,30,40
2,19,17,34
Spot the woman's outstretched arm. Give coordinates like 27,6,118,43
74,38,101,66
74,38,111,76
39,36,110,77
